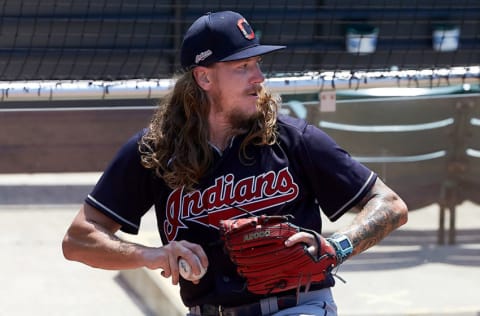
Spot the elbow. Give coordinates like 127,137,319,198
62,232,82,262
376,178,409,229
62,234,75,261
392,194,409,229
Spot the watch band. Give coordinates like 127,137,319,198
327,234,354,263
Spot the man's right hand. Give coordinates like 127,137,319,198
62,203,208,285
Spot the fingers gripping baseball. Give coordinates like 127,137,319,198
178,256,207,282
160,240,208,285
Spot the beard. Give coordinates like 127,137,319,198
208,83,264,132
228,85,264,131
227,106,261,132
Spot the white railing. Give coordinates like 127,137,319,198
0,66,478,102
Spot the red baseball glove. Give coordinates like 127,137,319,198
219,214,338,295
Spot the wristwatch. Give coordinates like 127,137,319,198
327,234,353,263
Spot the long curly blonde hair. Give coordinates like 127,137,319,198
139,71,279,190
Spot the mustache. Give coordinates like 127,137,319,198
247,84,263,96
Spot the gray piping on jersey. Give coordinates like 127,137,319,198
208,142,223,156
86,194,139,230
167,156,175,168
208,136,236,156
168,136,236,163
329,171,375,220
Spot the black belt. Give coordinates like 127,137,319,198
191,295,297,316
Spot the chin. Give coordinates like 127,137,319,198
229,110,260,130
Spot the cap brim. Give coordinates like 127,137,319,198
219,45,286,62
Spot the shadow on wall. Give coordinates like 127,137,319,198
0,185,92,205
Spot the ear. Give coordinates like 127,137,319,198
192,67,211,90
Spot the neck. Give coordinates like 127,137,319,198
207,111,243,151
208,122,235,151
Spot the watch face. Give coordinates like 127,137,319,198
339,238,351,249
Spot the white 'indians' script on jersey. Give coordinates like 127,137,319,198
163,167,299,241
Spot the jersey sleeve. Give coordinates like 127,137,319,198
303,123,376,221
85,130,156,234
279,116,377,221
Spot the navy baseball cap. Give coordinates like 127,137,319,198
180,11,285,70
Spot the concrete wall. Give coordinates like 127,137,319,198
0,108,154,173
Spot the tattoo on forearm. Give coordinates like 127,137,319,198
348,203,403,255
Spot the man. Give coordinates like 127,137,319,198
63,11,408,316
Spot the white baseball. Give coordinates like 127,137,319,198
178,257,207,281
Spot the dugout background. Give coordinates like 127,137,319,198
1,3,479,314
0,0,478,81
0,1,479,174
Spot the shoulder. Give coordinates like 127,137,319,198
276,114,309,145
102,128,150,174
118,128,148,157
276,114,332,145
277,114,309,134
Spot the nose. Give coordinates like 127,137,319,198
251,63,265,84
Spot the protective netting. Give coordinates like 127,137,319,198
0,0,478,81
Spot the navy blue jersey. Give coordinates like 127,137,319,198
86,114,376,307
